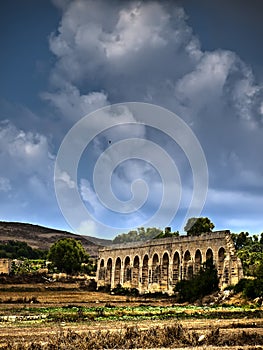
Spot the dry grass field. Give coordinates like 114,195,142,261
0,281,263,349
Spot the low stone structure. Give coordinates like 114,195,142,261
0,258,12,274
96,230,243,294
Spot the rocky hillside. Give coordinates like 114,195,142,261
0,222,112,257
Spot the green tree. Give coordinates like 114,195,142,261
184,217,215,236
154,227,179,239
0,240,46,259
234,259,263,299
47,238,89,274
231,231,252,250
113,227,163,244
231,232,263,276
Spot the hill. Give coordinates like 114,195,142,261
0,222,112,257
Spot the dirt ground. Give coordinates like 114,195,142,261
0,283,263,349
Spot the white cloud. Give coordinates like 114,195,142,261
0,121,58,223
102,2,169,58
80,179,102,215
0,177,11,192
78,219,98,236
40,0,263,235
0,121,54,178
55,168,75,189
175,51,236,113
41,84,108,122
45,1,201,109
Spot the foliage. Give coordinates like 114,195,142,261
112,284,139,296
184,217,215,236
0,240,46,259
234,277,263,299
234,259,263,299
47,238,89,274
113,227,163,244
231,231,254,250
231,232,263,276
11,259,46,275
174,262,219,302
154,227,179,239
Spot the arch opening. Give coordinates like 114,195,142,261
152,253,160,284
124,256,131,283
114,257,121,287
98,259,105,280
142,255,149,288
183,250,192,280
106,258,112,286
218,247,226,285
161,252,169,290
206,248,214,268
132,256,140,288
172,252,180,285
195,250,202,275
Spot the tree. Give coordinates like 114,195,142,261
0,240,46,259
154,227,179,239
232,232,263,276
184,217,215,236
47,238,89,274
112,227,163,244
231,231,252,250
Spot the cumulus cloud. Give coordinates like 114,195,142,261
9,0,255,235
41,84,108,122
44,1,201,117
43,0,263,234
0,121,58,223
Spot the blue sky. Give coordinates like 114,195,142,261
1,0,263,238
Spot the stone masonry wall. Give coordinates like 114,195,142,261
0,258,12,275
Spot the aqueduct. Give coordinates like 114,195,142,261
96,230,243,294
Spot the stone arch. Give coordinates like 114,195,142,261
142,255,149,288
132,255,140,288
98,259,105,280
206,248,214,267
161,252,169,290
106,258,112,286
152,253,160,284
194,250,202,274
172,251,180,285
124,256,131,283
183,250,193,280
114,257,121,287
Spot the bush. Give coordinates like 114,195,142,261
174,263,219,302
234,278,263,299
112,284,139,296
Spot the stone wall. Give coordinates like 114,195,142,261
0,258,12,274
96,231,243,294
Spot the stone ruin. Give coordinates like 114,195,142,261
96,230,243,294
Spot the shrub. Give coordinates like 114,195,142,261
175,263,219,302
234,277,263,299
112,284,139,296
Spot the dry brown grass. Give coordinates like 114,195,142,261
0,286,262,349
1,323,263,349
